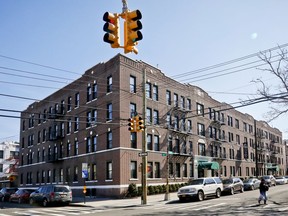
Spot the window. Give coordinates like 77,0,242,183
236,134,240,144
86,137,91,153
227,116,233,127
92,135,97,152
166,90,171,105
147,162,153,178
87,86,92,102
197,123,205,136
92,83,98,99
183,164,188,177
106,161,112,180
153,110,159,125
187,120,192,133
130,161,137,179
155,162,160,178
180,96,185,109
0,164,2,172
175,163,181,177
146,82,152,98
107,103,112,121
67,96,72,111
130,76,136,93
228,132,234,142
196,103,204,116
92,164,97,180
235,119,239,129
198,143,205,156
59,168,63,182
75,92,79,108
187,99,191,110
66,167,71,183
146,108,152,124
175,139,180,153
153,85,158,101
67,140,71,156
0,150,4,159
131,132,137,148
67,119,72,134
74,166,78,182
174,93,178,107
74,117,79,131
86,111,92,128
130,103,136,117
107,131,112,149
107,75,112,93
74,138,79,155
92,109,97,125
154,135,160,151
147,134,152,150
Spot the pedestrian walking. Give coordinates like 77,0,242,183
258,178,269,204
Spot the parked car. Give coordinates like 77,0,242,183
262,175,276,187
29,185,72,207
177,177,223,201
275,176,287,185
243,178,261,190
222,177,244,195
9,189,35,203
0,187,18,202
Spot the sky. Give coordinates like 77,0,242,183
0,0,288,142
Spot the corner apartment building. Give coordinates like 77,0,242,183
0,141,19,187
19,54,285,197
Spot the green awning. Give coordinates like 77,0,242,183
198,162,220,170
267,166,279,171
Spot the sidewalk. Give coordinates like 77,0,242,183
71,192,178,209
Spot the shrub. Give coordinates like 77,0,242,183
127,183,138,197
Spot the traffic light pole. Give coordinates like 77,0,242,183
141,66,147,205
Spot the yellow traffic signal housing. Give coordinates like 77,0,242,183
136,116,144,132
103,12,120,48
124,10,143,54
128,117,136,132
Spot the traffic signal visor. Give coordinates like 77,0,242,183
124,10,143,54
103,12,120,48
136,116,144,132
128,118,136,132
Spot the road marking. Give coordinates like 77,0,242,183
279,206,288,211
0,214,11,216
194,203,226,211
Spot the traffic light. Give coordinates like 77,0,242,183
124,10,143,54
136,116,144,132
128,117,136,132
103,12,120,48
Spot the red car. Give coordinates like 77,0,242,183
9,189,35,204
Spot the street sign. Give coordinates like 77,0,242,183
138,152,148,157
162,153,167,156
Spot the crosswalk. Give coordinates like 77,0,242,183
0,206,105,216
0,201,287,216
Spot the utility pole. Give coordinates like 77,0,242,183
254,119,259,178
141,66,147,205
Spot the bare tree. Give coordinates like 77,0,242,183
253,47,288,122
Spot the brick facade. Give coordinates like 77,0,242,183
19,54,285,197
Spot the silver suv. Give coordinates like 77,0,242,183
29,185,72,207
177,177,223,201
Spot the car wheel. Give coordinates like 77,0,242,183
251,185,254,190
42,198,48,207
215,189,221,198
230,188,234,195
197,191,204,201
29,198,34,205
240,186,244,193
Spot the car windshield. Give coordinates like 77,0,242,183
222,179,233,184
275,177,283,179
188,179,204,185
263,176,269,179
55,187,70,192
243,179,253,183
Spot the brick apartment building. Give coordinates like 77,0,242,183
19,54,285,197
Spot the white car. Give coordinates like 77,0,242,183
177,177,223,201
275,176,287,185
